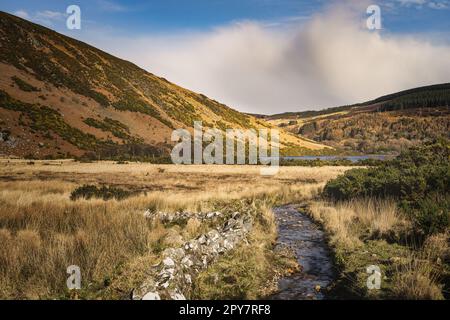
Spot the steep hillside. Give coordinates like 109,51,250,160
267,84,450,153
0,12,327,159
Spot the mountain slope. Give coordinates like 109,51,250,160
267,83,450,120
266,84,450,153
0,12,328,159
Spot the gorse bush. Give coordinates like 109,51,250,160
403,193,449,237
323,140,450,236
11,76,39,92
70,185,139,201
83,117,143,144
324,140,449,201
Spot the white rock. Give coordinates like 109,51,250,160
198,235,207,244
143,209,152,218
181,256,193,267
163,257,175,267
207,230,220,241
142,292,161,300
223,240,233,250
166,268,175,274
171,293,186,300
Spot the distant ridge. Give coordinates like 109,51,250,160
267,83,450,120
265,83,450,154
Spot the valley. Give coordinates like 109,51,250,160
0,9,448,302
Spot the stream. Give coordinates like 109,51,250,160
269,205,335,300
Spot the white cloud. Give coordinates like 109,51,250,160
14,10,30,19
428,1,450,9
86,4,450,114
396,0,427,5
35,10,65,26
12,9,65,26
97,0,128,12
36,10,64,19
396,0,450,9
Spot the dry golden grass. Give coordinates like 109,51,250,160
392,232,448,300
0,199,153,299
0,160,346,299
392,257,444,300
308,199,447,299
309,199,407,250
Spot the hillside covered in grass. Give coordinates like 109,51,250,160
266,84,450,154
0,11,327,160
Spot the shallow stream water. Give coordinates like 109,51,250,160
269,205,335,300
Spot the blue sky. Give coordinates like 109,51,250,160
2,0,449,37
3,0,324,33
1,0,450,113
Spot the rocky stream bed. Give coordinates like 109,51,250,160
269,205,335,300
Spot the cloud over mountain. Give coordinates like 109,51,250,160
89,2,450,114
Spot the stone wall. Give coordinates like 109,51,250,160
132,211,253,300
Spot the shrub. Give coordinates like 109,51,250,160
11,76,39,92
323,141,450,237
83,117,143,143
70,185,139,201
403,194,450,236
324,141,449,200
